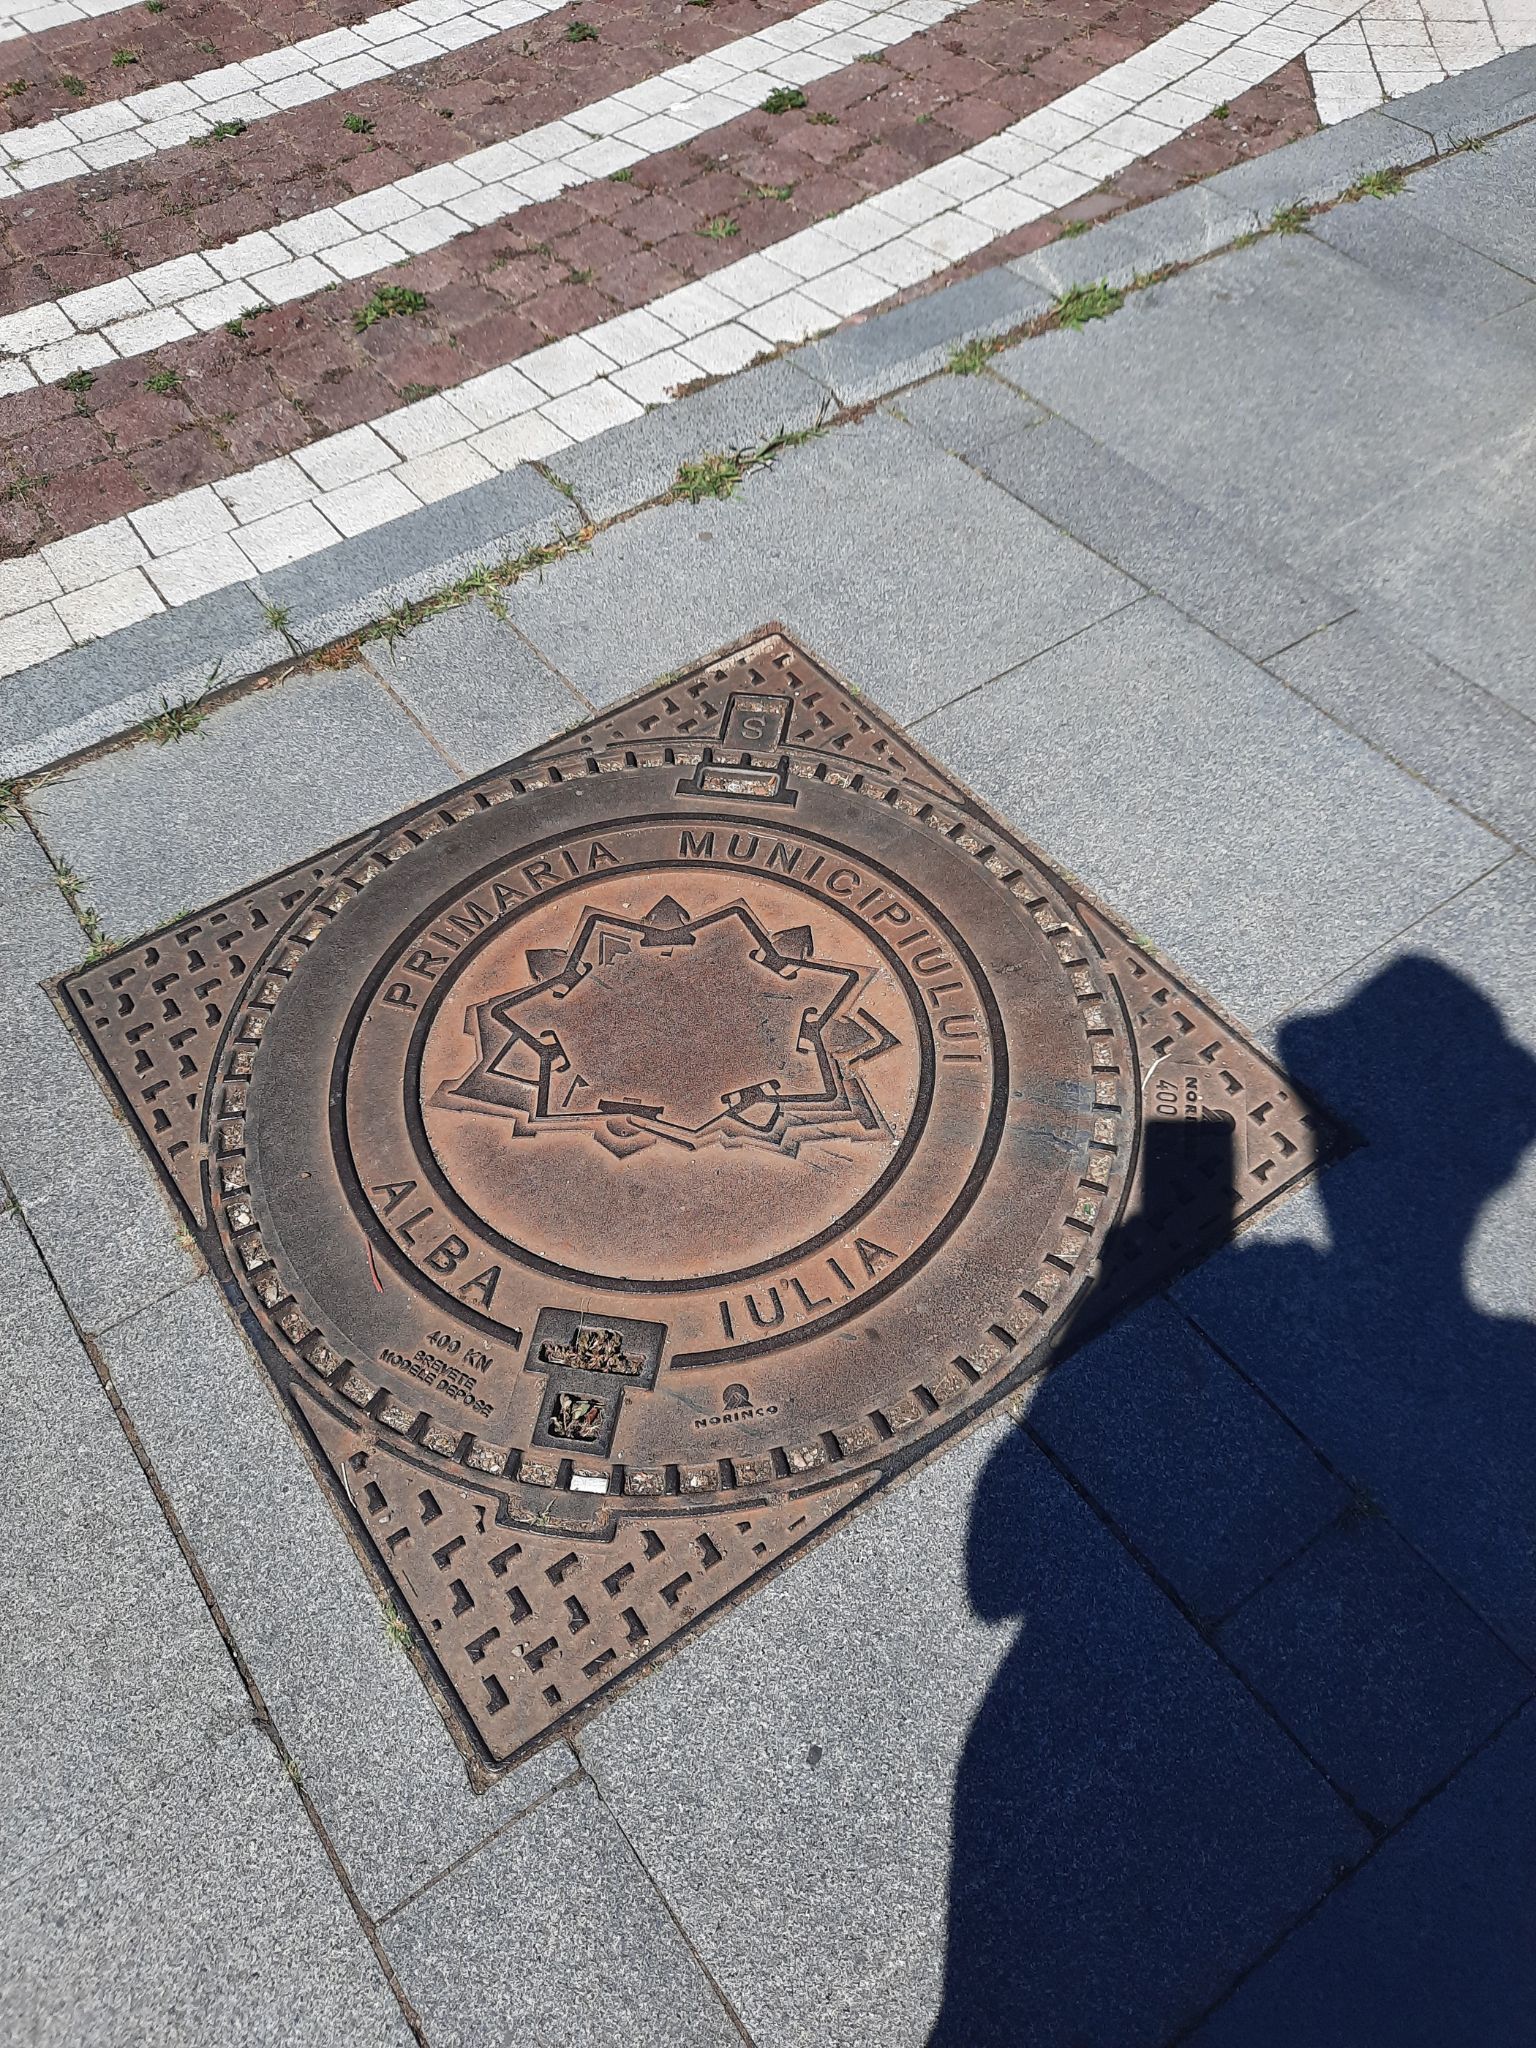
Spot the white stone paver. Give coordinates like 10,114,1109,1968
0,0,1371,677
52,564,161,640
0,0,988,391
4,599,73,670
1306,0,1536,121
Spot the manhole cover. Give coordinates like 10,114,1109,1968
59,629,1341,1775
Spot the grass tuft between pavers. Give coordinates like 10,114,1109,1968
353,284,430,332
668,414,831,504
948,337,1005,375
1050,281,1126,330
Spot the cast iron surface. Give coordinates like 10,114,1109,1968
59,629,1341,1775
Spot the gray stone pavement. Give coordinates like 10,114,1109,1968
4,58,1536,2048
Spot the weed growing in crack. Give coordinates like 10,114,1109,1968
1350,165,1406,199
144,367,181,393
55,862,111,958
699,215,740,239
761,85,808,114
343,112,374,134
142,696,205,743
948,336,1003,375
1051,280,1124,329
671,415,829,503
673,452,745,501
353,283,429,330
362,530,593,646
1270,200,1311,234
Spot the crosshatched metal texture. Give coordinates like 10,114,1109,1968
58,628,1343,1778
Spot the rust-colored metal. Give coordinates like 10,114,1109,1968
59,628,1341,1775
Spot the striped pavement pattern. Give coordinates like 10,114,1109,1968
0,0,574,191
1,0,991,384
0,0,1363,681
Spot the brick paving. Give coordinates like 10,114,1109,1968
0,0,1319,554
0,0,809,314
0,0,393,124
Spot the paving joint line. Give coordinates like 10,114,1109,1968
369,1761,586,1927
353,647,476,781
1164,1691,1536,2044
1256,647,1536,859
500,615,602,713
1175,1283,1536,1679
570,1761,762,2046
1020,1411,1389,1840
1272,846,1525,1024
906,591,1150,732
3,1197,435,2048
890,386,1370,692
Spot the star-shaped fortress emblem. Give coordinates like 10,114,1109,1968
431,894,900,1161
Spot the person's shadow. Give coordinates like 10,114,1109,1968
929,956,1536,2048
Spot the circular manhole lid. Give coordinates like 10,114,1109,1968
223,741,1134,1499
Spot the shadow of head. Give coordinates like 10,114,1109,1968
1281,954,1536,1235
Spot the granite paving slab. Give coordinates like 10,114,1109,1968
912,596,1500,1025
380,1776,743,2048
2,1727,413,2048
1191,1704,1536,2047
580,1420,1366,2048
